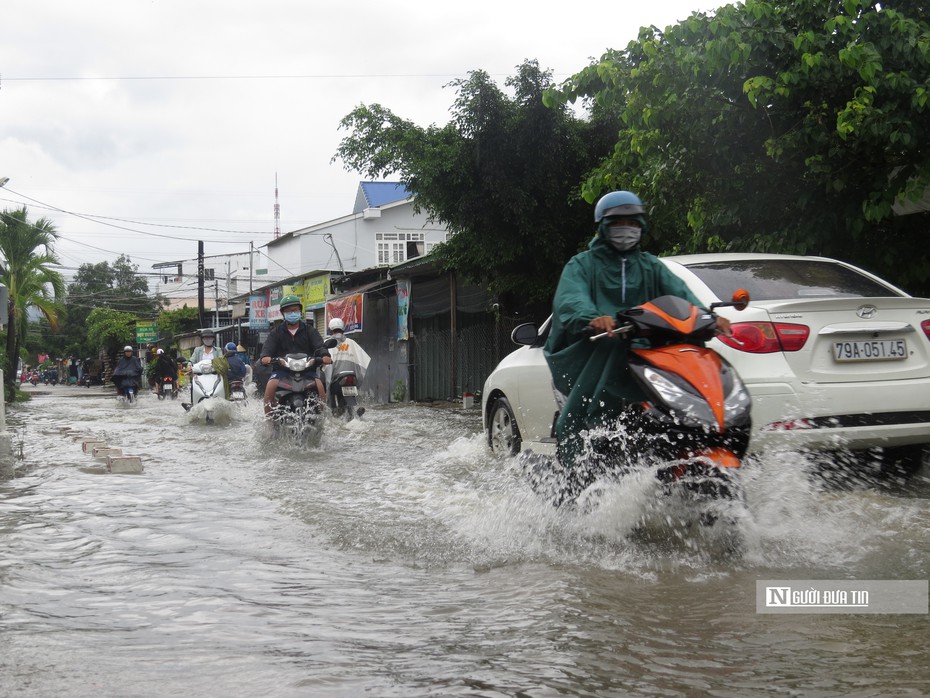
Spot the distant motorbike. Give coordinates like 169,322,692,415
157,374,178,400
186,359,225,424
115,375,140,404
268,341,336,446
228,379,247,403
328,370,363,420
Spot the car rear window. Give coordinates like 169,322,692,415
684,260,902,301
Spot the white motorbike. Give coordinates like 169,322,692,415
186,359,225,425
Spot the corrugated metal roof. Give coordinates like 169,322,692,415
353,182,410,213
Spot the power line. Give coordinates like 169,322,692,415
2,72,474,82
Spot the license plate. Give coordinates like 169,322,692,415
341,386,358,396
832,339,908,362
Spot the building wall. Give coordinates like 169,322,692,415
263,200,449,279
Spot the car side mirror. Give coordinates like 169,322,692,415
511,322,540,346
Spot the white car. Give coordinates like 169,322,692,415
482,253,930,473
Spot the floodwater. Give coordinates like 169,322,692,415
1,383,928,697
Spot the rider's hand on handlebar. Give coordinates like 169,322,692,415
589,315,617,337
715,316,733,337
261,356,271,365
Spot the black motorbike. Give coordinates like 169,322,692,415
328,369,364,420
156,374,178,399
268,340,336,446
114,375,141,404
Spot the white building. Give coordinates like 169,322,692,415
152,250,288,312
261,182,449,277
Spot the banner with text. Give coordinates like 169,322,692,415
325,293,364,334
249,294,269,330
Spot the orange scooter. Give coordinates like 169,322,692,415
536,290,752,506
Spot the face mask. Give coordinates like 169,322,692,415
203,338,214,347
333,332,344,341
284,312,301,324
605,225,642,252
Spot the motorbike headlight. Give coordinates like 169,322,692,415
285,357,310,371
642,367,717,428
723,369,752,426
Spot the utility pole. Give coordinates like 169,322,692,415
198,241,205,328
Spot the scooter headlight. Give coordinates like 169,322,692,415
722,368,752,427
642,367,717,428
283,356,310,372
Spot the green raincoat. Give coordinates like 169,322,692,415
544,236,701,466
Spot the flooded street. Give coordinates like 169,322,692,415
1,384,928,697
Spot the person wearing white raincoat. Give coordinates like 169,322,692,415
325,318,372,416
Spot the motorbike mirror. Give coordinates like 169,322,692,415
732,289,750,311
324,337,339,348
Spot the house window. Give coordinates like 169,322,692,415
376,232,424,266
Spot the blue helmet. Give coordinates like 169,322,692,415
594,190,647,231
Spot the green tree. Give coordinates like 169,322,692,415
0,207,66,396
55,254,165,358
85,307,138,354
335,60,619,308
550,0,930,293
155,305,200,353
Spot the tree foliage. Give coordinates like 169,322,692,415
549,0,930,294
85,307,138,354
0,206,65,395
334,60,619,307
155,305,200,350
52,254,164,358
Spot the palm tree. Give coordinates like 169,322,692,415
0,206,66,397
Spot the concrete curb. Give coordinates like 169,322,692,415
61,427,144,475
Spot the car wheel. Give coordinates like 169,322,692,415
488,397,521,456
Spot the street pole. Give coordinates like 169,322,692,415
198,241,205,328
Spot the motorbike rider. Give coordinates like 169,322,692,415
224,342,247,383
112,345,143,397
153,348,178,394
190,328,219,364
325,317,371,417
259,294,332,416
183,329,220,405
544,190,732,468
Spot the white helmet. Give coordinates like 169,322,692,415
328,318,345,332
123,345,133,352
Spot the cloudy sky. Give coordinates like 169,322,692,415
1,0,715,282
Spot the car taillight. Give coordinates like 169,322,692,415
717,322,810,353
922,319,930,342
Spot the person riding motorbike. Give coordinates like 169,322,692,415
325,317,371,417
190,328,219,364
112,345,143,398
153,348,178,395
544,190,732,468
259,295,332,416
184,329,220,404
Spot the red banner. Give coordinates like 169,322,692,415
325,293,364,333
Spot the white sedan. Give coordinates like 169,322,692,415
482,253,930,473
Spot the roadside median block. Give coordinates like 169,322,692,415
107,456,143,474
93,447,122,459
82,439,107,453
